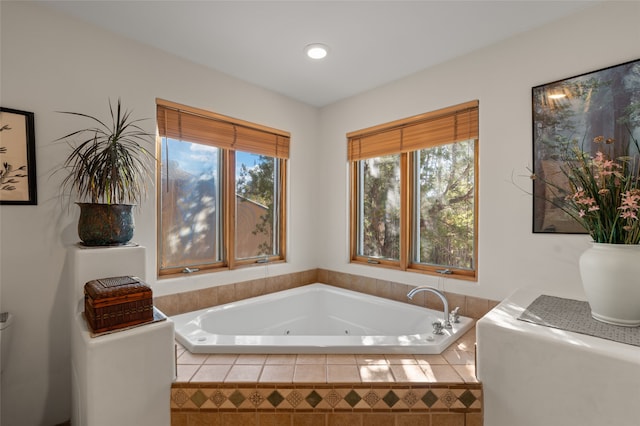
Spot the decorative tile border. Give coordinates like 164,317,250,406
171,383,482,413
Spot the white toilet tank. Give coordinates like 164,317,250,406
0,312,14,374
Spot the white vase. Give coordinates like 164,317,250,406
579,242,640,327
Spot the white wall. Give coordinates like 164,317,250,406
0,2,319,425
318,1,640,302
1,1,639,425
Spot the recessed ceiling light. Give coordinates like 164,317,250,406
305,43,329,60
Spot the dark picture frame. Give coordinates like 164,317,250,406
531,58,640,233
0,107,37,205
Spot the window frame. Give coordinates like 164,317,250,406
156,99,288,277
348,101,478,281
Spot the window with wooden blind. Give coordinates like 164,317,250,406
348,100,479,280
156,99,289,276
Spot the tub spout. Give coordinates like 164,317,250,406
407,286,451,329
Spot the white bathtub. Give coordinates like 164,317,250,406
172,283,473,354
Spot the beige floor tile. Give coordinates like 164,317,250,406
296,354,327,364
327,364,361,383
389,364,430,382
412,354,448,365
442,349,475,365
359,365,394,382
293,364,327,382
176,364,199,382
177,351,208,365
265,354,297,364
175,345,186,359
452,326,476,351
204,354,238,364
452,364,479,383
224,364,263,382
355,355,389,365
235,354,268,364
190,364,232,382
259,364,295,383
326,354,357,364
385,354,418,364
420,364,463,382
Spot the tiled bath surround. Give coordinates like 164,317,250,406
157,270,495,426
171,329,482,426
154,269,498,319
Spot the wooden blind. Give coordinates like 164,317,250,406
347,100,478,161
157,99,290,159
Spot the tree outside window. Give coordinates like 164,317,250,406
349,101,478,279
157,100,288,276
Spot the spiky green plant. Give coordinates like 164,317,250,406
57,99,155,204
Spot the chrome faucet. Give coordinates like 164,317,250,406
407,286,451,329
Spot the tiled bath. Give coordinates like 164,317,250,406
156,269,496,426
171,328,481,425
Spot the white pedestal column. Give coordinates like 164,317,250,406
70,245,174,426
477,288,640,426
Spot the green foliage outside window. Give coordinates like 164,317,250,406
359,155,400,260
417,141,474,269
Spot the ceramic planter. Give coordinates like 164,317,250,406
77,203,134,246
579,242,640,327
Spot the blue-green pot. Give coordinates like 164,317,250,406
77,203,135,246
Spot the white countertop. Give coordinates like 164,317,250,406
479,288,640,363
476,288,640,426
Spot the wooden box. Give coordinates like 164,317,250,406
84,276,153,334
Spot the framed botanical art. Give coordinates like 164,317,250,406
531,58,640,233
0,107,37,205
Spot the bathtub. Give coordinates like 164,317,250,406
172,283,473,354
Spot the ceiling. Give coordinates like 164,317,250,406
42,0,601,107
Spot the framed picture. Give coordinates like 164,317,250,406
531,58,640,233
0,107,37,205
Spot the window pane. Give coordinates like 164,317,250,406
159,137,221,269
358,154,401,260
415,140,475,269
235,151,278,259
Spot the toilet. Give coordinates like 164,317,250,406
1,312,13,374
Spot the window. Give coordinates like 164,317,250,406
235,151,281,260
156,99,289,276
348,101,478,280
358,154,401,260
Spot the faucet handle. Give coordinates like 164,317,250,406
432,321,444,335
449,306,460,324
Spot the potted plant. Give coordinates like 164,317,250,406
529,133,640,326
56,99,155,246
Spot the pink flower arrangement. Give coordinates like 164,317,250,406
532,134,640,244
